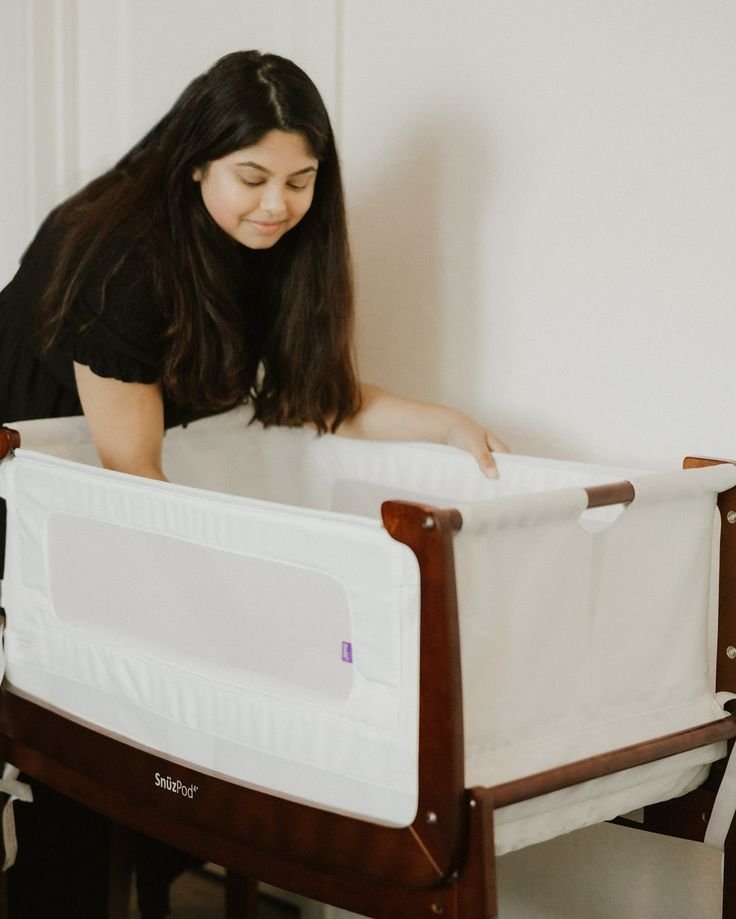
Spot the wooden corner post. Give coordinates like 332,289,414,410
382,501,498,918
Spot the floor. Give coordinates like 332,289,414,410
140,866,300,919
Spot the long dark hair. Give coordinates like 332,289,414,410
39,50,360,431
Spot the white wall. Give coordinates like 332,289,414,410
0,1,34,279
341,0,736,470
2,2,735,917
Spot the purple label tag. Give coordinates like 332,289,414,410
341,641,353,663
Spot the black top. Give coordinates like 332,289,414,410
0,212,193,428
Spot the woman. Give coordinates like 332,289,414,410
0,50,507,916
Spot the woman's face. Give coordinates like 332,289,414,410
193,130,318,249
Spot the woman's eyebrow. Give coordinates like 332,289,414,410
235,161,317,177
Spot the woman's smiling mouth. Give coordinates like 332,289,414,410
247,219,287,234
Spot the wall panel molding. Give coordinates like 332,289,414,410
26,0,81,227
0,1,34,281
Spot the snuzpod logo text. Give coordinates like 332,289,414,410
154,772,199,799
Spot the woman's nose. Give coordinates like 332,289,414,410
260,182,286,215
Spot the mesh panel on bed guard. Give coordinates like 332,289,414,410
48,514,354,702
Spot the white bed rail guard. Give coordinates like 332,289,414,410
0,443,422,828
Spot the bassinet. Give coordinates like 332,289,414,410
1,408,736,918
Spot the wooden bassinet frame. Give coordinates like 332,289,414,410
1,428,736,918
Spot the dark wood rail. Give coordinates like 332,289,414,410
490,714,736,809
585,480,635,508
0,427,20,461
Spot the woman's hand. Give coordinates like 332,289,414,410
445,411,510,479
336,383,509,477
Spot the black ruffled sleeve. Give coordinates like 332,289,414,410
57,246,167,384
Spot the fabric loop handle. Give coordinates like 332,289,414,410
704,692,736,850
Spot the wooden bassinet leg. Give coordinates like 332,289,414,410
452,789,498,919
108,824,134,919
724,826,736,919
225,872,259,918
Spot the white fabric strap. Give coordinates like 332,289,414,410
0,764,33,870
0,613,34,870
704,692,736,850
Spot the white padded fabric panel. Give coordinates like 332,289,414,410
0,449,421,826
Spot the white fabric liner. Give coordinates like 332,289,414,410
1,407,735,852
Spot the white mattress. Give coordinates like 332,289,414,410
1,407,734,854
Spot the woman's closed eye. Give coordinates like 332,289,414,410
240,178,310,191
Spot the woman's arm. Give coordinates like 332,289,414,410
336,383,509,478
74,362,167,480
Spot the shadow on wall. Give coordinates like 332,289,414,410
349,115,497,409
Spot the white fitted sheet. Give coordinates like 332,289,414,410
1,407,734,852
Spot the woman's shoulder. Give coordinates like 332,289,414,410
9,206,148,293
84,227,155,302
10,208,63,278
0,209,64,313
50,211,166,372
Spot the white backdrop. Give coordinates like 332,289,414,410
340,1,736,469
2,2,735,916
